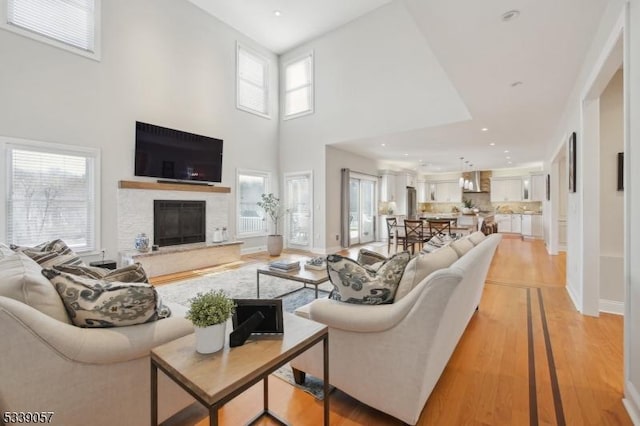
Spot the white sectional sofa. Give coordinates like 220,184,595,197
291,233,502,425
0,245,195,426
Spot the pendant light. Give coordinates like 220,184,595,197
458,157,465,188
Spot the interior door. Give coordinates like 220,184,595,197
284,172,312,250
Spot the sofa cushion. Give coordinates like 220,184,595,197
450,237,475,257
42,269,171,328
14,239,84,268
0,243,14,258
356,249,387,266
326,251,410,305
394,246,460,301
0,252,71,323
469,231,487,245
53,263,149,283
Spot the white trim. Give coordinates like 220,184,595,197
565,280,581,312
283,171,313,251
240,245,267,255
599,299,624,315
236,41,271,119
282,50,314,120
313,245,341,255
0,0,101,61
624,380,640,425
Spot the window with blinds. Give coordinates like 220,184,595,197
284,52,314,119
2,0,99,57
236,43,270,118
6,144,99,252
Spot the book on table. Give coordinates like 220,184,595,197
269,260,300,270
269,265,300,273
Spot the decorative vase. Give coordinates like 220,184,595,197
462,207,471,214
134,233,150,252
194,322,226,354
267,235,283,256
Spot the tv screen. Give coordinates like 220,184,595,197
135,121,223,183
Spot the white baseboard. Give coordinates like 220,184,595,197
311,245,342,255
624,380,640,425
599,299,624,315
565,281,581,312
240,246,266,255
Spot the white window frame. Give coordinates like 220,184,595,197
0,136,101,254
0,0,101,61
236,42,270,119
236,169,271,238
282,50,314,120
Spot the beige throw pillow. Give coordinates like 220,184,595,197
0,253,71,323
394,246,459,301
469,231,487,245
450,237,475,257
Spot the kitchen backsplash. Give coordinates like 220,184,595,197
419,199,542,214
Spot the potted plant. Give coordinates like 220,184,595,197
186,290,235,354
462,198,474,214
257,193,283,256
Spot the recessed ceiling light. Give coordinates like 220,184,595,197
481,128,489,132
504,150,509,153
511,81,524,87
381,143,386,147
489,142,496,146
501,10,520,22
506,156,511,159
273,10,282,17
404,153,409,156
508,161,513,165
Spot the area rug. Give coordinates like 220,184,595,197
156,264,333,399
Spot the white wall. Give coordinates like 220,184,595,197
625,0,640,422
0,0,280,258
279,1,470,250
599,69,624,309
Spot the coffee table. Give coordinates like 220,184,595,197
256,264,329,299
150,314,329,426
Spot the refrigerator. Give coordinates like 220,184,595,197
407,186,417,219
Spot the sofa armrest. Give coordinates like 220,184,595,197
307,269,464,333
0,296,193,364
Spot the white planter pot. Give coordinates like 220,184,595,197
267,235,283,256
194,322,226,354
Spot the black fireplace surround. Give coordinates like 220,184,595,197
154,200,206,247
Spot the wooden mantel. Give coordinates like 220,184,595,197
118,180,231,193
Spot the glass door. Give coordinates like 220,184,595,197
349,176,377,245
284,172,312,250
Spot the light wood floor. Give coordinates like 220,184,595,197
162,236,630,426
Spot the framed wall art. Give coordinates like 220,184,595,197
568,132,577,193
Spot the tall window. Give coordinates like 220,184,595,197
236,43,270,118
4,140,100,252
283,52,314,119
237,170,270,237
1,0,100,59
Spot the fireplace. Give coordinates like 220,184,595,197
154,200,206,247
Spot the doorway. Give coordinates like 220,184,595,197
284,171,313,251
349,175,376,245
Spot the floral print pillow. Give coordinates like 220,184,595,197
327,251,411,304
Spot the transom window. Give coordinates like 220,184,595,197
237,170,270,237
1,0,100,59
236,43,270,118
3,139,100,252
283,52,314,119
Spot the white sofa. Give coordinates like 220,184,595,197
0,246,195,426
290,233,502,425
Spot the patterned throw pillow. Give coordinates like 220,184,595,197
421,233,456,254
53,263,149,283
42,269,171,328
327,251,410,305
13,239,84,268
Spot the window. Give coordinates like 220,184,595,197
3,138,100,253
237,170,270,237
283,52,314,119
1,0,100,59
236,43,270,118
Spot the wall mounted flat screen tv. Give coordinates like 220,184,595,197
135,121,223,183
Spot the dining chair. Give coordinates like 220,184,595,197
403,219,428,254
386,217,405,253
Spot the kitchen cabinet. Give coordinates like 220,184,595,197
522,214,544,238
511,214,522,234
434,181,461,203
495,214,512,233
379,172,396,202
491,178,523,202
417,180,427,203
530,173,546,202
532,214,543,237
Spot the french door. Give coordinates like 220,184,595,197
284,171,313,250
349,176,376,245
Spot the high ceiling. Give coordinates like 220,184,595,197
189,0,612,173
